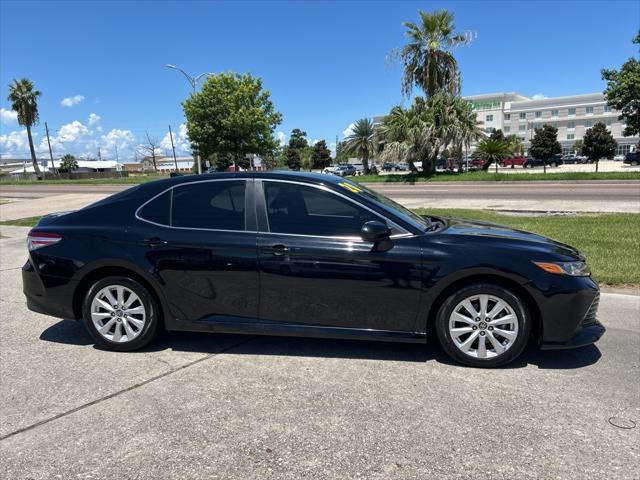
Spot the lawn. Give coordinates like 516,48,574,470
1,210,637,287
416,209,640,287
356,171,640,183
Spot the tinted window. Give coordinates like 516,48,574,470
139,190,171,225
172,181,246,230
264,182,380,237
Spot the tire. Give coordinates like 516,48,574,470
499,162,506,168
550,162,557,168
82,276,160,351
632,160,639,166
435,283,531,368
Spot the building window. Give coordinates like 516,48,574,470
586,106,594,114
486,114,493,122
567,121,575,129
504,126,510,133
518,125,526,132
616,144,632,156
519,112,526,120
568,107,576,116
585,120,593,128
551,109,559,117
504,113,511,120
604,105,612,113
567,133,575,140
535,111,541,118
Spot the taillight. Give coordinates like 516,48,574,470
27,231,62,251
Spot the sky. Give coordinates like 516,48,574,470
1,0,638,162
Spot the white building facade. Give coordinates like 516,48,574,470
466,92,638,156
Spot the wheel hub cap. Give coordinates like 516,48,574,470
448,294,519,359
90,285,146,343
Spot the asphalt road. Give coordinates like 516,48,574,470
1,225,638,479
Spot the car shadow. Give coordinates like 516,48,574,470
40,319,602,369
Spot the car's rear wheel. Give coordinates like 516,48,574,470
435,284,531,367
550,162,557,168
632,160,639,166
82,276,160,351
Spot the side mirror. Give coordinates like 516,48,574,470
361,220,392,243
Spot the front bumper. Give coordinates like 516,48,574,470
540,320,605,349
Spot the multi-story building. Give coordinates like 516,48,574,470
465,92,637,156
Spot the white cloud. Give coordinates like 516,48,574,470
88,113,101,125
310,139,320,146
160,123,191,155
276,131,286,147
342,123,355,138
100,128,136,158
532,93,548,100
0,129,29,154
1,108,18,124
61,95,85,107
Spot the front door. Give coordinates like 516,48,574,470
256,180,422,332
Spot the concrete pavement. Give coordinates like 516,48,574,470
0,225,638,479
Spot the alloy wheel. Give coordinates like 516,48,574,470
448,294,519,359
90,285,146,343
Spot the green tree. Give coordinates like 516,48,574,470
343,118,375,174
505,134,524,156
7,78,42,178
183,72,282,168
285,147,301,170
377,105,430,173
572,139,584,155
474,138,512,172
311,140,332,169
59,154,78,175
489,129,505,142
398,9,470,98
335,141,349,163
601,31,640,137
288,128,309,150
582,122,616,173
529,124,562,174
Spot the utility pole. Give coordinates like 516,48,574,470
168,124,178,172
45,122,58,177
115,145,119,162
98,148,102,161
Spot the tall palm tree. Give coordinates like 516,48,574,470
399,9,469,98
7,78,42,178
474,138,513,172
343,118,375,174
451,98,484,169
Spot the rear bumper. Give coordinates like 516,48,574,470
540,320,605,350
22,261,77,319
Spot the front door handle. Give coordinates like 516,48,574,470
141,237,168,248
269,244,290,256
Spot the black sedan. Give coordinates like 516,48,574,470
23,172,604,367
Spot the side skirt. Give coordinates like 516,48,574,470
168,316,427,344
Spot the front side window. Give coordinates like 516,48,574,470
172,181,246,230
263,182,388,237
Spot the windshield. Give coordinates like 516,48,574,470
337,179,430,231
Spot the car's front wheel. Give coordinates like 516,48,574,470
82,276,160,351
435,284,531,367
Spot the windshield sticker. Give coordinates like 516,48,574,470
338,182,362,193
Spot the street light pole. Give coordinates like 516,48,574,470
165,64,215,175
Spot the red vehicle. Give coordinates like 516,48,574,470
499,156,527,168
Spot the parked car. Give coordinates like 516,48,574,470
469,158,488,170
623,152,638,166
396,162,410,171
382,162,398,172
333,164,356,177
499,156,526,168
322,165,339,174
523,155,564,168
561,154,587,165
23,171,604,367
613,154,625,162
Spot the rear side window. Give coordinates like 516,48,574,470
172,181,246,230
138,190,171,225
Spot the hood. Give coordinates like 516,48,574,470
437,217,585,261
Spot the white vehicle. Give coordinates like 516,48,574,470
322,165,339,174
613,154,625,161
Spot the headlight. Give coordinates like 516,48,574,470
534,261,590,276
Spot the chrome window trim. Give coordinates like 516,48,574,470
258,178,413,239
134,178,256,234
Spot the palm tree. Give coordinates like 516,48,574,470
7,78,42,178
474,138,513,172
399,9,470,98
450,98,484,170
343,118,375,174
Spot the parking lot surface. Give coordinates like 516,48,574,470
1,225,638,479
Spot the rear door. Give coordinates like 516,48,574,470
255,179,422,332
133,178,259,324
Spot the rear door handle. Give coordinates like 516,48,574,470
141,237,168,248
